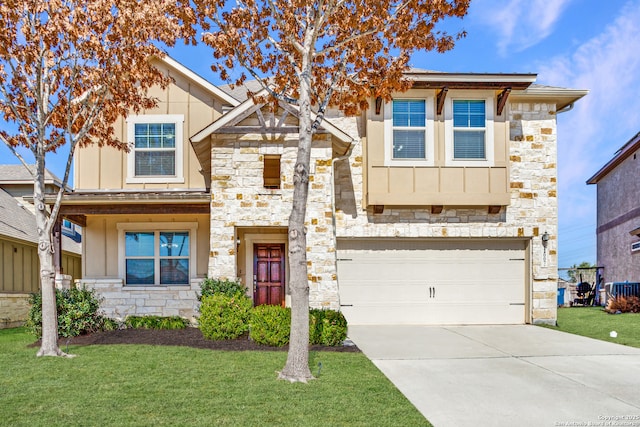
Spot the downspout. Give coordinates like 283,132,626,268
330,141,357,311
556,103,574,114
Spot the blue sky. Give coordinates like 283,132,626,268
2,0,638,269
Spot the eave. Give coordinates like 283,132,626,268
510,85,589,111
407,72,537,91
154,56,240,107
37,190,211,226
587,131,640,184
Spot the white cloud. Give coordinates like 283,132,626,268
473,0,574,55
537,1,640,194
533,1,640,265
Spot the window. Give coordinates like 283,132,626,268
118,222,197,287
263,155,281,189
445,95,494,167
126,115,184,183
124,231,189,285
393,100,426,159
453,100,486,159
384,98,434,166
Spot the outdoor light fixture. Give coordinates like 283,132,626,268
375,97,383,115
541,231,549,248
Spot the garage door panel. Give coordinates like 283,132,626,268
337,239,527,325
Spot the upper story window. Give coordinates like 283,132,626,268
126,115,184,183
384,98,434,166
445,95,494,167
453,100,486,159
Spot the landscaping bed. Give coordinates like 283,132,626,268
29,326,360,352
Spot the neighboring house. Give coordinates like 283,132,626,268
62,56,586,326
0,166,82,328
587,131,640,283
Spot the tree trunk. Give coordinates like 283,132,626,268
33,158,66,357
278,74,314,383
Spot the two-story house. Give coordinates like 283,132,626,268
58,56,586,326
587,131,640,284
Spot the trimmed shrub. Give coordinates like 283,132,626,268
309,309,326,345
320,310,348,346
250,305,291,347
199,294,252,340
125,315,188,330
26,286,105,338
199,278,246,300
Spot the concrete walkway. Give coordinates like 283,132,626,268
347,325,640,427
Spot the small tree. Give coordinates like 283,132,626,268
0,0,196,357
567,261,596,283
195,0,470,382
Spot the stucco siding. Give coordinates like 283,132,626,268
595,148,640,282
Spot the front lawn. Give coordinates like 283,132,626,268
544,307,640,348
0,328,430,427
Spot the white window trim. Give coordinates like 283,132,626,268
444,94,494,167
126,114,185,183
117,222,198,286
384,97,435,166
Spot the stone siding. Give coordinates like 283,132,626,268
0,293,31,329
80,279,203,322
208,131,340,309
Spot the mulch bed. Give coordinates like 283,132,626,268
29,327,360,353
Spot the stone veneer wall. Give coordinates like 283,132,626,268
0,293,30,328
208,132,341,309
334,102,559,325
81,279,203,322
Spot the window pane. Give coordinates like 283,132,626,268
393,130,425,159
135,151,176,176
453,100,485,128
159,232,189,257
162,124,176,148
125,232,155,256
393,100,425,127
126,259,155,285
160,259,189,285
454,131,485,159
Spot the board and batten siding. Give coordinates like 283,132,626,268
74,62,225,191
0,237,82,328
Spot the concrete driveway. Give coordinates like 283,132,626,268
347,325,640,427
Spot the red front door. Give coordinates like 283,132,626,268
253,244,285,306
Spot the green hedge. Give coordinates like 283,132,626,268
199,294,252,340
125,315,189,330
199,278,247,300
249,305,291,347
26,287,105,338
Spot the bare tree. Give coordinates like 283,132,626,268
0,0,196,357
195,0,470,382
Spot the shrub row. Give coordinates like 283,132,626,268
124,315,189,330
198,292,348,347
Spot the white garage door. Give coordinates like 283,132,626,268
337,239,527,325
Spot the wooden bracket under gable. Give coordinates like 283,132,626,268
436,87,448,116
496,88,511,116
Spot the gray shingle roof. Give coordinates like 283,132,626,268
0,188,81,254
0,164,63,185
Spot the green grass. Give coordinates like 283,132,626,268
543,307,640,348
0,328,430,427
